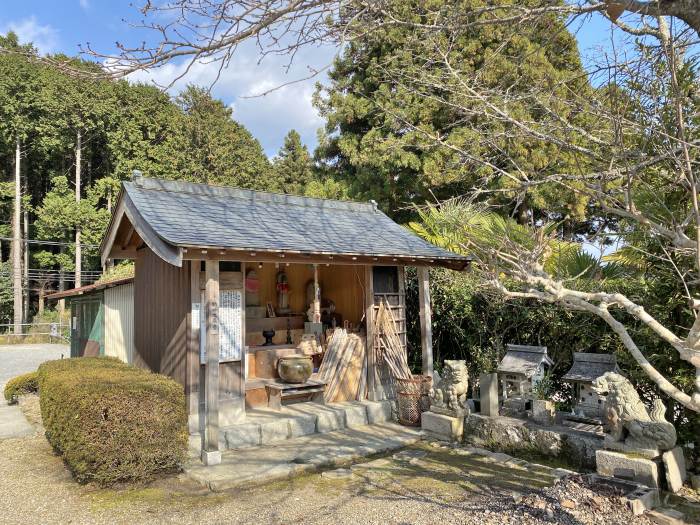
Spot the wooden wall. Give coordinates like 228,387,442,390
244,263,365,325
134,247,191,386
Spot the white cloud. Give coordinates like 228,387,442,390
79,0,90,10
1,16,59,54
127,40,337,156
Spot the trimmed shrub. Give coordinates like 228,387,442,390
38,357,187,486
3,371,39,403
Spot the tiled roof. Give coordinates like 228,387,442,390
563,353,618,382
497,344,553,377
120,176,469,266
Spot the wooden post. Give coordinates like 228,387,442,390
202,260,221,465
313,264,321,323
187,261,201,434
417,266,433,377
365,265,379,401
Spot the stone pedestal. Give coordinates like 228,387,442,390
479,373,499,417
596,449,661,488
421,411,464,441
532,399,555,426
662,447,687,493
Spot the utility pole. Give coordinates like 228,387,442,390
12,137,23,334
74,130,82,289
23,207,29,322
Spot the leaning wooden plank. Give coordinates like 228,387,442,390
333,335,365,402
356,338,367,400
318,329,346,382
325,336,357,402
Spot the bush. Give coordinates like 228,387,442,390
38,357,187,486
3,372,39,403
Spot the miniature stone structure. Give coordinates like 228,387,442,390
592,372,676,456
497,344,553,399
422,360,469,441
429,360,469,417
563,353,619,419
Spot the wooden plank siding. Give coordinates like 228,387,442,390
104,282,135,363
133,246,191,386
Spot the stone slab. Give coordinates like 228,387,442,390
287,413,317,438
691,473,700,491
219,396,246,427
361,400,392,424
0,405,34,439
224,423,261,449
479,373,499,417
260,418,290,445
185,422,422,491
647,508,686,525
421,411,463,441
596,449,661,489
340,402,369,428
661,447,686,493
315,406,347,433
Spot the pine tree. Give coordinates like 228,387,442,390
272,130,313,195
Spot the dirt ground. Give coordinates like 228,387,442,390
1,397,694,525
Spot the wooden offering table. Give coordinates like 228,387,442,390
265,379,326,411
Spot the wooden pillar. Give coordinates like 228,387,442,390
313,264,321,323
202,260,221,465
365,265,379,401
187,261,201,434
417,266,433,377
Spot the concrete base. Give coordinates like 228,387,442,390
219,400,393,450
186,422,422,491
201,449,222,466
596,449,661,488
662,447,686,493
421,411,463,441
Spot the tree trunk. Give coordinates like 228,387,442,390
12,137,23,334
74,130,82,289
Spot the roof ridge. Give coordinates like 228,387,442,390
129,175,376,213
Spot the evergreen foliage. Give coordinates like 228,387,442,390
272,129,314,195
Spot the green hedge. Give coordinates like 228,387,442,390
3,372,39,403
38,357,187,486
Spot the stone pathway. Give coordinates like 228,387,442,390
186,422,423,491
0,343,66,438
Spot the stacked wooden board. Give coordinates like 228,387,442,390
317,329,367,402
374,301,412,381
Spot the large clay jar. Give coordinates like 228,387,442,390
277,355,313,384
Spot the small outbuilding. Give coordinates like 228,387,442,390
48,277,135,362
497,344,553,399
563,352,619,418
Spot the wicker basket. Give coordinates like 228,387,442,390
395,375,432,426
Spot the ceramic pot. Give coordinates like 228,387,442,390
277,355,313,384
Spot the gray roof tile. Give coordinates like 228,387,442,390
562,353,618,382
123,177,469,265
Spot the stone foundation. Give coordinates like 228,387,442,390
421,411,464,441
595,449,661,489
463,413,603,469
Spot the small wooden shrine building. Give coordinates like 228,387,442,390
99,175,468,463
563,352,619,418
497,344,553,398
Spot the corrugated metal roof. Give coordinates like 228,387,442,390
563,352,618,382
120,176,469,266
46,277,135,300
497,344,553,377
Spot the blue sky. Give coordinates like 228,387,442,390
1,1,618,157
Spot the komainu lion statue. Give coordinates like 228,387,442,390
430,360,469,416
592,372,676,452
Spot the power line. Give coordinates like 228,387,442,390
0,237,100,248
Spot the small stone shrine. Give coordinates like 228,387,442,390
563,353,619,419
497,344,552,416
593,372,685,492
421,360,469,440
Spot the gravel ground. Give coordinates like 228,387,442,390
0,344,67,400
0,397,655,525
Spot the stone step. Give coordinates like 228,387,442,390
186,421,422,491
220,400,393,450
